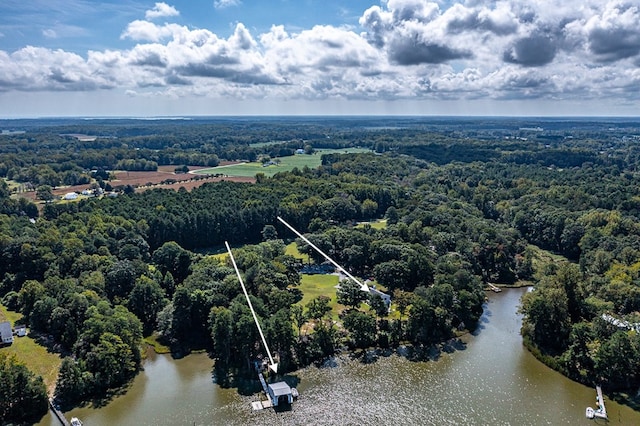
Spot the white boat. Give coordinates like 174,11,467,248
70,417,83,426
585,407,595,419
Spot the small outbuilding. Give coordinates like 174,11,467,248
267,382,294,407
0,321,14,345
15,325,27,337
64,192,78,200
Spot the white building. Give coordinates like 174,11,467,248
369,285,392,312
0,321,14,345
64,192,78,200
267,382,294,406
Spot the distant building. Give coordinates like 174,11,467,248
64,192,78,200
0,321,14,345
602,313,640,333
367,281,392,312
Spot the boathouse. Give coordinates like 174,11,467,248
267,382,294,406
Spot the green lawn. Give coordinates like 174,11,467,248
285,241,310,262
144,333,171,354
295,274,400,323
355,219,388,230
0,305,62,394
194,148,371,178
297,274,339,308
296,274,349,322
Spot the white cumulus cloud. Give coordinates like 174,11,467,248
1,0,640,115
121,20,185,42
214,0,242,9
145,2,180,20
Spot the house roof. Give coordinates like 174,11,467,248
0,321,12,337
268,382,292,396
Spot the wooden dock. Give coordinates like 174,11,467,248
258,371,269,394
251,399,273,410
487,283,502,293
595,385,607,419
49,399,70,426
586,385,608,420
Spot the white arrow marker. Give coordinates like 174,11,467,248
277,216,369,292
225,241,278,374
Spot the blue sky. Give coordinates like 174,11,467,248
0,1,376,52
1,1,640,117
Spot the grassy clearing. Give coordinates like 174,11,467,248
144,333,171,354
210,252,229,263
295,274,400,324
285,241,310,262
0,305,62,394
527,244,569,282
194,148,371,178
4,178,22,192
296,274,344,321
528,244,566,266
355,219,388,230
297,274,339,308
0,304,20,325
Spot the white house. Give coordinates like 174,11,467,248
0,321,14,345
367,283,392,312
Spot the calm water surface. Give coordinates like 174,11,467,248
40,288,640,425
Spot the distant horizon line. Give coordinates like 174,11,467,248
2,114,640,121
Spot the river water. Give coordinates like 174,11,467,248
40,288,640,425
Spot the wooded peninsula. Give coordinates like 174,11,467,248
1,116,639,424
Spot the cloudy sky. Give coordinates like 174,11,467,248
1,0,639,117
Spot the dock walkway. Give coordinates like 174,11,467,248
595,385,607,419
49,399,70,426
258,371,269,394
487,283,502,293
586,385,607,420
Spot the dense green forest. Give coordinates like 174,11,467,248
1,117,640,421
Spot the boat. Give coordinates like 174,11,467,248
70,417,83,426
585,407,595,419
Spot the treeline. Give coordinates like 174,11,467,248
0,353,48,424
0,119,373,187
42,156,403,251
2,117,637,189
400,158,640,393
